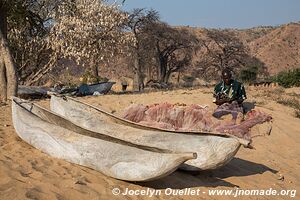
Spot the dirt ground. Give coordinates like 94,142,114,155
0,86,299,200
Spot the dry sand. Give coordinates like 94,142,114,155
0,86,299,200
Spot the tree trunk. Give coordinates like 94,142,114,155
92,65,99,78
164,69,172,84
155,56,160,81
146,65,152,82
138,71,144,91
0,3,8,102
177,71,180,83
0,57,7,102
158,56,167,83
132,47,143,91
0,29,18,100
133,52,139,91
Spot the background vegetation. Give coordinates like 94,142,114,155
272,68,300,88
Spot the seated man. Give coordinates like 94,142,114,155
213,68,247,119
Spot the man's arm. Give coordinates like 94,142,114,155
214,98,231,105
213,92,232,105
213,85,219,104
236,83,247,104
213,82,232,105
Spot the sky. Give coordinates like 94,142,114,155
117,0,300,29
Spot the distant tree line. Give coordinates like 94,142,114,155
0,0,276,102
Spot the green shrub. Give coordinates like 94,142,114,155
272,68,300,88
182,75,195,83
239,66,258,82
239,56,268,83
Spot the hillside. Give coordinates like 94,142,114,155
248,23,300,75
188,22,300,76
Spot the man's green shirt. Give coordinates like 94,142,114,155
214,79,247,101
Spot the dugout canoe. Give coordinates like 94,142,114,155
12,97,196,181
78,82,115,96
50,95,250,171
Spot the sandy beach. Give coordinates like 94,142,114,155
0,86,299,200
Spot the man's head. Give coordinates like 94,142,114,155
221,68,232,85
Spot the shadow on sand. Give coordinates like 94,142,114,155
135,158,278,189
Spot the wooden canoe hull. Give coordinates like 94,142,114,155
78,82,115,95
12,98,196,181
50,95,246,171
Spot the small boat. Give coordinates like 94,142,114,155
50,95,250,171
12,97,196,181
18,85,51,99
78,82,115,96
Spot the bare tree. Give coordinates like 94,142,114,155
126,8,159,91
144,23,199,83
197,29,248,79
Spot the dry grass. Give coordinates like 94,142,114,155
286,92,300,98
276,98,300,118
276,98,300,109
249,86,300,118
